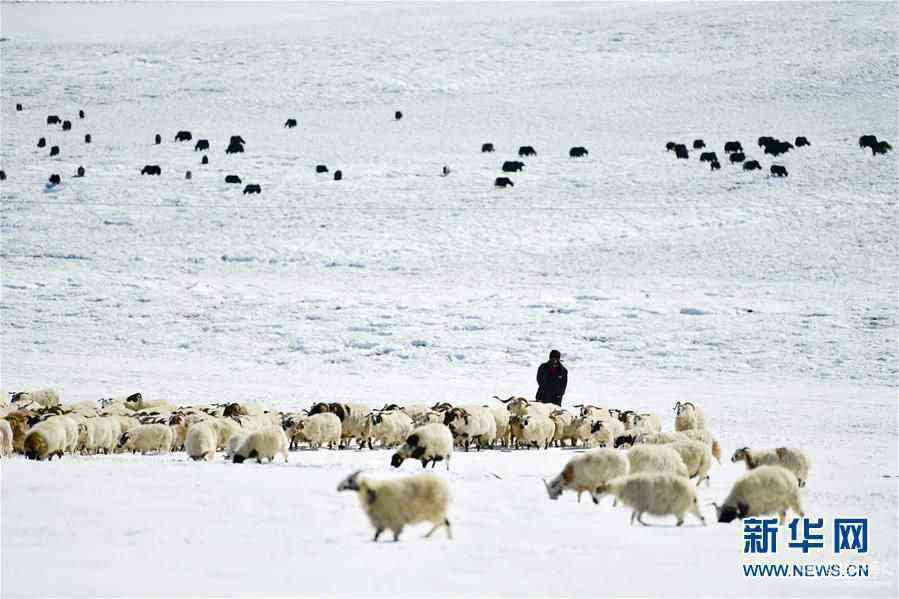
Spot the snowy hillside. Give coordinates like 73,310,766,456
1,2,896,597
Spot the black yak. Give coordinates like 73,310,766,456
37,137,46,148
395,111,403,120
518,146,537,157
724,141,743,154
665,141,676,151
174,131,192,142
699,151,718,163
729,152,745,163
84,134,91,144
62,120,72,131
47,115,60,125
710,160,721,171
194,139,209,151
225,142,244,154
674,144,689,159
333,170,343,181
201,155,208,165
481,143,495,153
284,118,297,128
243,184,261,194
871,141,892,155
49,146,60,157
794,136,810,147
225,175,242,184
49,174,61,185
502,161,525,172
16,103,22,111
858,135,877,149
569,146,588,158
494,177,514,187
185,171,192,180
764,141,791,157
75,166,85,178
78,109,85,119
155,134,162,145
693,139,705,149
0,170,5,180
742,160,761,171
316,165,329,173
770,165,788,177
230,135,246,145
141,165,162,175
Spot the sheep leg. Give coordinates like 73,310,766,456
637,512,648,526
676,514,685,527
393,527,403,542
445,456,450,471
789,494,804,518
630,511,637,526
373,528,384,542
778,511,787,524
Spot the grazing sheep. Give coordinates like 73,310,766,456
763,140,791,156
226,141,244,154
12,388,60,408
76,419,98,454
674,401,706,431
23,418,68,460
716,465,803,523
627,444,688,477
569,146,588,158
224,431,249,460
411,410,444,426
361,410,414,449
674,144,689,159
0,419,14,457
518,146,537,157
391,423,454,469
731,446,811,487
291,412,342,449
724,141,743,153
233,427,289,463
174,131,192,142
693,139,705,149
443,406,496,450
596,473,706,526
494,177,514,188
795,136,810,147
481,142,495,153
117,423,173,454
284,118,298,128
502,160,525,172
243,184,262,194
186,421,217,462
337,471,451,542
544,448,629,503
482,402,511,447
49,174,61,185
743,160,761,171
194,139,209,151
309,402,371,448
670,440,713,486
770,164,788,177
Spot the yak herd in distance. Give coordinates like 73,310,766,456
0,102,892,192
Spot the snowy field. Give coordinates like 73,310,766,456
1,2,897,597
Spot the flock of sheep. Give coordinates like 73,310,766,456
3,388,811,541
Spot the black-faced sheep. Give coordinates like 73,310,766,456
731,446,811,487
545,448,628,503
716,465,803,523
391,423,453,469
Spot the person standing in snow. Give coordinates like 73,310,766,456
536,349,567,406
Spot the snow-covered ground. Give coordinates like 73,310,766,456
1,2,896,597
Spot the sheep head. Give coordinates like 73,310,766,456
337,470,363,492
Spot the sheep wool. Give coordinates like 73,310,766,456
118,423,174,454
337,471,452,542
597,472,706,526
0,419,13,457
545,448,629,503
669,440,713,485
233,427,289,464
627,444,689,478
293,412,342,449
23,418,68,460
186,421,218,462
731,446,811,487
391,423,454,469
717,465,804,524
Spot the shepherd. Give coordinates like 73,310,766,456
536,349,568,406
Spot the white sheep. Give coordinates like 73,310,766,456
117,423,173,454
590,417,625,448
596,472,706,526
337,470,452,542
309,402,371,448
716,465,804,523
411,410,444,427
23,418,68,460
639,430,689,445
483,402,511,447
669,440,713,486
94,416,122,454
575,404,611,420
291,412,342,449
361,410,414,449
186,421,218,462
549,409,576,447
0,419,14,457
544,448,629,503
731,446,811,487
391,423,454,469
674,401,706,431
627,444,689,477
516,414,555,449
678,429,722,464
233,427,289,463
442,406,496,450
12,388,60,408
